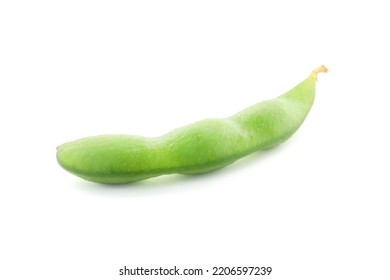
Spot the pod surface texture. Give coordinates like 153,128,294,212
57,66,327,184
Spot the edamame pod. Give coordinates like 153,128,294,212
57,66,327,184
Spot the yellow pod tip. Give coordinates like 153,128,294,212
311,65,328,81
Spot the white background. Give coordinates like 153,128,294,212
1,1,389,279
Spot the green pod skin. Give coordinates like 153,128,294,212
57,66,327,184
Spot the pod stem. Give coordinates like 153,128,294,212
311,65,328,81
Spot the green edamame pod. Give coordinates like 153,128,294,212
57,66,327,184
